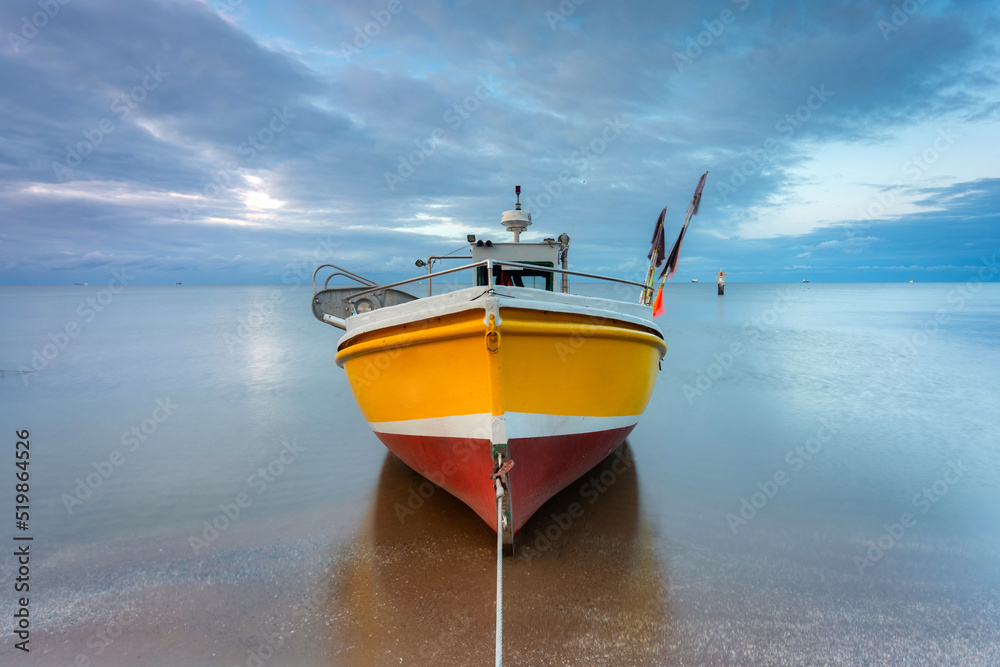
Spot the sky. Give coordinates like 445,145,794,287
1,0,998,285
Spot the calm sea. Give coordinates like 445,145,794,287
1,281,998,665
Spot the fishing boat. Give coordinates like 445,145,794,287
312,181,704,547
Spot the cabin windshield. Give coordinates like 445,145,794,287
476,262,555,291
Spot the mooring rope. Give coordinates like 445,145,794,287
490,455,513,667
494,476,504,667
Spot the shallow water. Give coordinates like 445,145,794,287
1,281,998,665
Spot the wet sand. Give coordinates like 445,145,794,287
8,506,350,667
6,442,998,666
327,445,672,665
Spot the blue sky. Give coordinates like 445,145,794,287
1,0,998,284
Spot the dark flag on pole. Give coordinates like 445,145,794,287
660,171,708,279
648,207,666,267
661,226,686,279
691,171,707,216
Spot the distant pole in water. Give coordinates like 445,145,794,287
716,269,726,296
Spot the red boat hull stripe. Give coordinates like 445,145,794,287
372,424,636,535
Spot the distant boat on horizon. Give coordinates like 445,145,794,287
803,279,809,283
691,278,698,283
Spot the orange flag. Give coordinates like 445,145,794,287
652,287,664,318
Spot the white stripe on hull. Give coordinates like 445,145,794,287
369,412,641,441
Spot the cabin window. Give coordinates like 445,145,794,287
476,262,555,291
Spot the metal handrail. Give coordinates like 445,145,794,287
344,259,650,304
422,254,474,296
311,264,377,293
488,260,651,289
324,272,369,291
347,260,490,299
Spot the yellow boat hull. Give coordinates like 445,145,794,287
335,288,666,538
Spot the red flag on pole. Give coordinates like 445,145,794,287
652,287,664,318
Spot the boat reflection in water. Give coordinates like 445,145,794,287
324,443,673,665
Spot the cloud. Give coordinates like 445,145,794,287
1,0,999,284
814,236,879,253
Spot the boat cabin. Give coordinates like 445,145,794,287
470,188,569,293
471,239,561,291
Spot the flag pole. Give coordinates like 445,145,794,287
653,199,693,295
651,171,708,316
642,206,666,304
